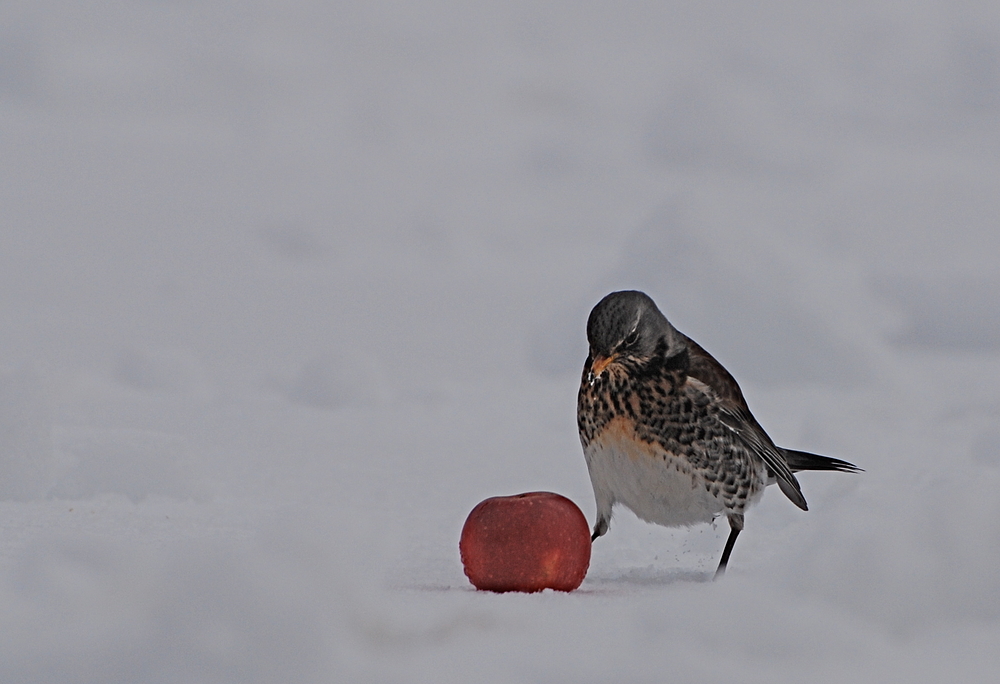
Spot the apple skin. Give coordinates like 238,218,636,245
459,492,591,593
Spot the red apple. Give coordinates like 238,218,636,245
459,491,591,593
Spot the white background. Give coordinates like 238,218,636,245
2,1,1000,681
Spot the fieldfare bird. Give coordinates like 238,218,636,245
577,290,859,577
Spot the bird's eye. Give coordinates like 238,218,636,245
624,329,639,347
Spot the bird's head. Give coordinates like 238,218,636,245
585,290,685,381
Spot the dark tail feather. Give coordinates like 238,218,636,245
781,448,862,474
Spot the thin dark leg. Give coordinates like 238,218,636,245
714,527,740,578
591,516,609,542
714,514,744,579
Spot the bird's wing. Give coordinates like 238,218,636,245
680,375,808,511
715,404,809,511
677,337,860,491
679,333,748,406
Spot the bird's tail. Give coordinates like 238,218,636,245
781,448,862,474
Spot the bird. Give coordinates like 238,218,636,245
577,290,860,577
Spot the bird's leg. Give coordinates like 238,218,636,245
714,513,744,579
591,516,609,542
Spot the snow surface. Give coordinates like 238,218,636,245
2,1,1000,681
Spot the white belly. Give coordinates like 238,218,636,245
584,429,727,528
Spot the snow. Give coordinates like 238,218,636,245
2,0,1000,681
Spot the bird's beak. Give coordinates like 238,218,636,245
591,354,616,378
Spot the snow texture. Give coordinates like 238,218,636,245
2,1,1000,681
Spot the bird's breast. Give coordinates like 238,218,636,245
582,416,727,527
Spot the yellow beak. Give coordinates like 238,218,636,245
591,354,616,378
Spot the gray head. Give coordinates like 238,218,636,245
586,291,684,373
